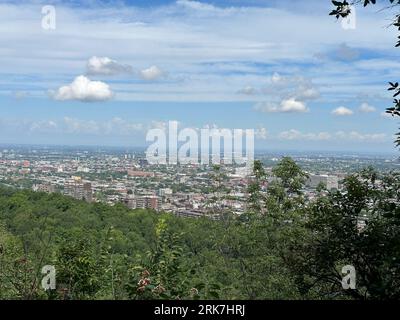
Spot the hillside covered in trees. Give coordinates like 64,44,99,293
0,158,399,300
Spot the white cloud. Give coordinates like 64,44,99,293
0,1,397,104
52,75,114,102
139,66,165,81
255,98,309,113
29,120,58,133
255,127,268,140
280,99,309,113
262,73,320,104
332,106,353,116
86,56,133,76
359,102,376,113
266,73,312,91
295,86,320,101
254,102,279,113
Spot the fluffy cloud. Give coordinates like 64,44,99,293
255,98,309,113
29,120,58,133
139,66,164,81
256,73,319,111
86,56,133,76
0,0,397,103
52,75,114,102
280,99,309,113
254,102,278,113
265,73,319,98
255,127,268,140
332,106,354,116
359,102,376,113
295,86,320,101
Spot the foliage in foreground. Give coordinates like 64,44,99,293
0,158,399,300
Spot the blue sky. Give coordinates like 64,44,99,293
0,0,399,152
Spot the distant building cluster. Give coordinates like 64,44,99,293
306,174,339,190
124,194,159,210
0,146,398,220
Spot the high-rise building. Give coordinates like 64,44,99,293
64,179,93,202
83,182,93,203
135,196,159,210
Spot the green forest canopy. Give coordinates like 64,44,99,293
0,159,399,300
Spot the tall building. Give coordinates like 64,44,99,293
64,178,93,202
135,196,159,210
83,182,93,203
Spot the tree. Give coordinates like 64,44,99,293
0,224,46,299
55,237,104,299
272,157,308,195
126,217,199,300
205,165,232,220
288,169,400,299
247,160,267,215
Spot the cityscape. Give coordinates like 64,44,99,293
1,144,398,219
1,0,400,306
